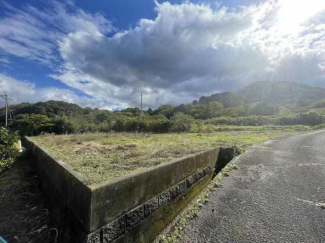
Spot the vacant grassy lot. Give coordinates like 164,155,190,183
29,125,310,185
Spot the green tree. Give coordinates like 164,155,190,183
0,127,19,171
154,105,175,119
95,111,113,123
11,114,55,136
147,108,154,115
170,112,194,132
149,115,172,133
248,102,278,116
203,101,224,119
53,118,76,134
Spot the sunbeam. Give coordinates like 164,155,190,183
276,0,325,35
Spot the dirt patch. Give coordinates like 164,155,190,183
0,159,57,243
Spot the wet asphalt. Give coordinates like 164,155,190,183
183,130,325,243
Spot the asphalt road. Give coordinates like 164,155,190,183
183,130,325,243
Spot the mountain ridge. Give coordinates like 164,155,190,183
2,81,325,120
199,81,325,108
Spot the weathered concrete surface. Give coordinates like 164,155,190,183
182,130,325,243
22,137,92,232
88,166,213,243
114,170,214,243
23,136,224,241
90,148,220,231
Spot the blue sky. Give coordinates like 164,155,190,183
1,0,325,109
0,0,253,92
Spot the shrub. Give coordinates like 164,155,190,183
170,113,194,132
299,112,323,126
208,117,234,125
208,116,273,126
276,116,299,125
97,121,114,133
314,100,325,108
112,115,172,133
53,118,76,134
200,124,215,133
150,117,172,133
0,127,19,171
276,112,323,126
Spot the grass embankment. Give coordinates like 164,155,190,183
29,125,310,185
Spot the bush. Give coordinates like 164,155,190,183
276,112,323,126
112,118,126,132
299,112,323,126
170,113,194,132
208,116,273,126
314,100,325,108
200,124,216,133
149,115,172,133
0,127,19,171
276,116,299,125
97,122,114,132
53,118,77,134
112,115,172,133
208,117,234,125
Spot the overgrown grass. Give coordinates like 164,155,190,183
29,125,311,185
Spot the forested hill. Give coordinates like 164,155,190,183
0,101,114,135
2,81,325,135
237,81,325,106
4,81,325,119
199,81,325,108
2,100,87,118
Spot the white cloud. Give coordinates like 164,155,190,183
0,57,10,64
0,1,113,66
0,74,107,109
2,0,325,109
51,0,325,108
51,1,270,108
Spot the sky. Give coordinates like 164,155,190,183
1,0,325,110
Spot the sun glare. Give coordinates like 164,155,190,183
277,0,325,35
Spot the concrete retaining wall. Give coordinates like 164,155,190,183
22,137,92,230
92,166,214,243
23,137,223,243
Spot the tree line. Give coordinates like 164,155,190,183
0,98,324,136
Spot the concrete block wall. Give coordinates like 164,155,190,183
22,137,222,243
87,166,213,243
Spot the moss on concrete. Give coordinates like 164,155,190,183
155,160,240,243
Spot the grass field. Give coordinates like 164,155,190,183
29,125,310,185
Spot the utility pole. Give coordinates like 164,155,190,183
140,93,143,120
0,93,8,127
